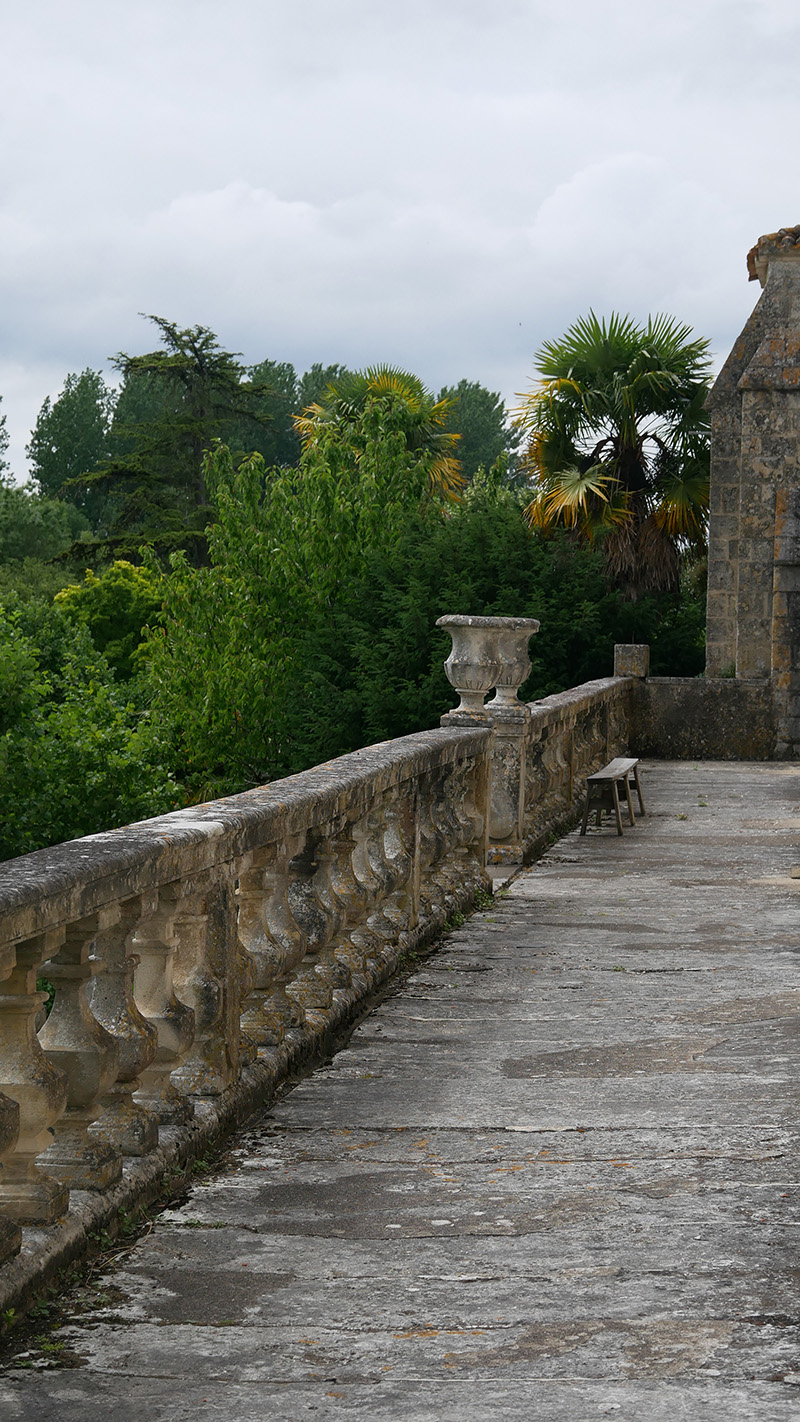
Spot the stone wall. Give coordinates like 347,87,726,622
705,226,800,756
631,677,775,761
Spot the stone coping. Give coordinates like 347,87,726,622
527,675,630,720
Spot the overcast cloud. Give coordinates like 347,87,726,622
1,0,799,475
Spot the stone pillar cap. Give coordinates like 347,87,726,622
747,225,800,287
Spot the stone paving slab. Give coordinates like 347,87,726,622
2,1375,800,1422
1,761,799,1419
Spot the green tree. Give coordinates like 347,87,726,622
145,377,449,794
109,368,173,451
0,396,9,483
145,448,705,803
0,595,176,861
308,467,704,749
27,369,116,524
214,360,356,471
438,379,520,482
230,359,302,467
74,317,271,561
0,557,82,606
55,560,162,680
297,362,351,412
0,484,88,563
295,365,462,498
518,312,711,597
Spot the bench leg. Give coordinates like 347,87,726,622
580,796,591,835
632,764,646,815
623,776,636,826
611,781,624,836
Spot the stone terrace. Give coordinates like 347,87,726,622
1,758,799,1420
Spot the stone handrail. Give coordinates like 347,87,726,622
0,725,491,1290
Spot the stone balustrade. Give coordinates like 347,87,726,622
0,614,641,1316
0,723,491,1298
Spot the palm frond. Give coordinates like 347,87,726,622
293,364,463,499
524,464,617,530
652,469,709,539
517,308,710,596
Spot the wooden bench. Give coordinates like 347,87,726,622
580,757,646,837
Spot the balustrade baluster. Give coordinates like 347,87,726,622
382,798,415,929
285,833,337,1028
87,898,159,1156
541,724,563,811
448,755,488,892
430,766,463,915
607,693,628,758
348,802,403,976
234,870,258,1067
327,823,374,997
0,932,69,1222
590,704,606,770
0,944,22,1259
309,837,356,1008
37,912,122,1190
337,812,393,990
523,726,545,841
238,840,305,1054
171,872,241,1097
0,1086,20,1262
132,886,195,1124
417,771,448,930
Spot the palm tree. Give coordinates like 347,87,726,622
294,365,463,500
517,312,711,597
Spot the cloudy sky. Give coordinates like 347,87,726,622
1,0,798,477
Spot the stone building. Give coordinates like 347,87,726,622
705,225,800,756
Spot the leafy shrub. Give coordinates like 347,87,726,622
55,560,162,679
0,597,177,861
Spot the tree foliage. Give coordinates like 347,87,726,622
72,317,271,561
297,362,351,412
438,378,520,482
145,437,704,802
27,369,115,524
0,484,88,564
518,312,711,598
55,560,162,679
234,359,303,467
0,595,176,861
295,366,463,499
0,396,9,483
0,339,711,862
145,380,451,795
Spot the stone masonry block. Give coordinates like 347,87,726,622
614,644,650,678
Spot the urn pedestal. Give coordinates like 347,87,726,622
436,615,540,857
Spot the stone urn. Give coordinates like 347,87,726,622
436,615,540,712
488,617,541,706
